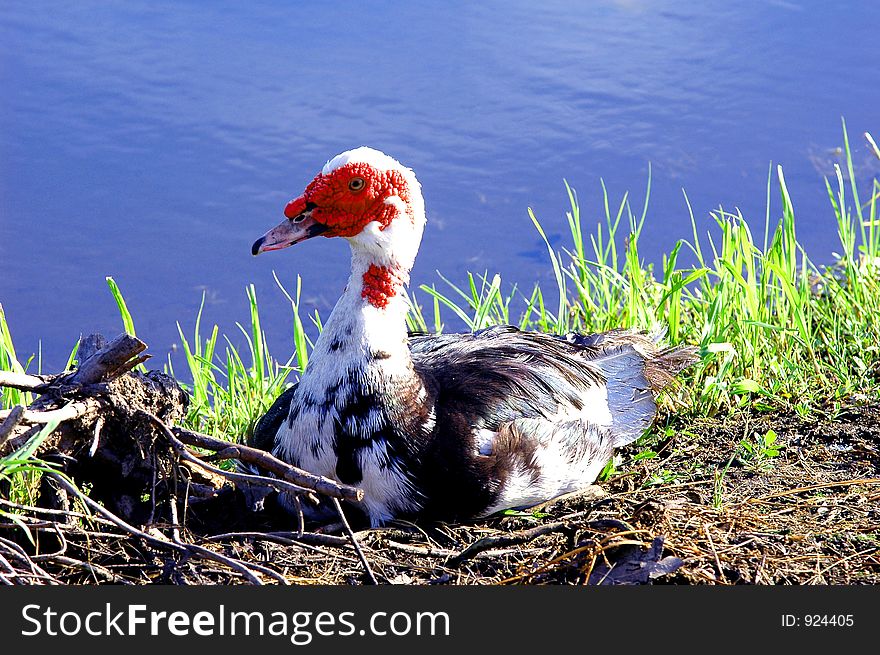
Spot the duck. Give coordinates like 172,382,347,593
249,147,696,526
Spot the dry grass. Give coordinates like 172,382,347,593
2,402,877,585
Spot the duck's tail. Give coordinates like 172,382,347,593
569,328,698,387
643,342,700,394
566,328,699,447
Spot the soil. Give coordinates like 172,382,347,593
7,400,877,585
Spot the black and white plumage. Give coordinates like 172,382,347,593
250,147,697,526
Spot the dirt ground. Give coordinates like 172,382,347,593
8,400,877,585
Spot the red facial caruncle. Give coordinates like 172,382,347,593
361,263,406,309
284,162,414,238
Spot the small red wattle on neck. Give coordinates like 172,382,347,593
362,264,404,309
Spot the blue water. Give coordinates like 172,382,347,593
1,1,878,370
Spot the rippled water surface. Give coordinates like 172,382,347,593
1,1,878,369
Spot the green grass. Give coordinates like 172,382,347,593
737,428,782,471
2,120,879,506
165,279,301,441
1,303,39,411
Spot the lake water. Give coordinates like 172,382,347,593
1,1,878,371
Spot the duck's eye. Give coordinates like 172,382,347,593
349,177,366,192
292,214,306,223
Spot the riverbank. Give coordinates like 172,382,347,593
260,400,880,585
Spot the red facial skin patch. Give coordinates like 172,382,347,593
284,195,308,219
362,264,405,309
284,162,413,237
283,161,414,309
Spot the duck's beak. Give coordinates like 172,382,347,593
252,199,329,255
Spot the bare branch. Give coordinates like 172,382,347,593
204,531,350,548
166,484,266,585
139,410,321,500
0,406,25,447
0,371,53,393
66,333,147,385
446,521,573,567
38,555,130,584
171,425,364,503
0,399,97,425
332,497,377,585
46,473,187,553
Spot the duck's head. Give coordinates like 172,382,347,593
252,147,426,273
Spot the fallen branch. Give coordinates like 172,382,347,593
0,399,98,426
172,425,364,504
0,537,59,585
446,521,573,567
203,531,351,548
47,473,281,585
140,411,323,501
0,406,25,447
332,497,378,585
35,555,130,584
46,473,186,553
746,478,880,503
165,485,269,585
63,333,147,386
0,371,53,393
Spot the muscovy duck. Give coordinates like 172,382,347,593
250,147,696,526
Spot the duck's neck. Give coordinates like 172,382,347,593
307,247,413,385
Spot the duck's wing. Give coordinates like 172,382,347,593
408,325,695,517
249,382,299,452
410,324,690,448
